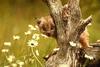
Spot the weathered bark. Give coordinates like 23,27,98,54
85,43,100,67
42,0,100,67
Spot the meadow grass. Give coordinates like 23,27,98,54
0,23,57,67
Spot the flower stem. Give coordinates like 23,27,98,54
31,48,43,67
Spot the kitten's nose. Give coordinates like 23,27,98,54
46,31,51,36
47,33,51,36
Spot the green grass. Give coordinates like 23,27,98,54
0,23,56,67
0,3,55,66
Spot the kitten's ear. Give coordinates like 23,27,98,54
33,17,38,20
37,20,41,25
34,17,41,25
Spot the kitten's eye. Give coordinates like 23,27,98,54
51,26,54,30
37,20,41,25
42,26,46,31
51,27,53,30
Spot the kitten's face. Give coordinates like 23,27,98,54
37,16,55,37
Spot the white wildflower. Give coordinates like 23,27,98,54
6,55,15,63
27,40,38,47
1,49,9,53
13,35,20,40
40,34,48,38
11,63,17,67
35,50,39,56
88,23,92,26
53,48,60,51
25,30,31,35
69,41,76,47
32,34,40,40
4,42,11,46
16,60,24,66
45,55,49,59
35,25,39,30
96,40,100,43
29,58,34,63
28,24,37,31
4,65,9,67
19,61,24,66
85,54,94,60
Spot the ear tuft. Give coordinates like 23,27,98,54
37,20,41,25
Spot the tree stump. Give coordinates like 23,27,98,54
41,0,100,67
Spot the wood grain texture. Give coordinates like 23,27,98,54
42,0,100,67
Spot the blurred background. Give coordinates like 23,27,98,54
0,0,100,67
